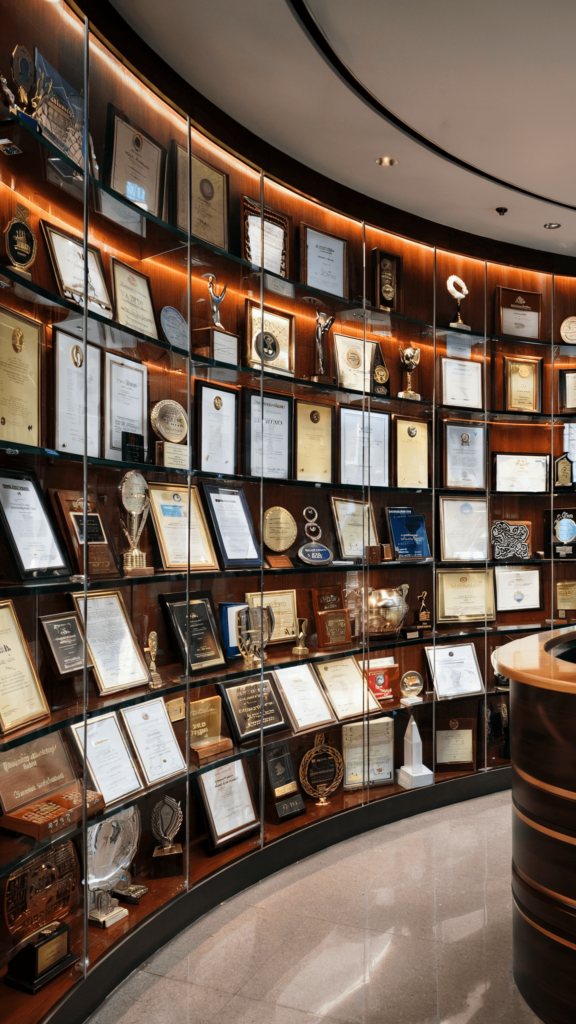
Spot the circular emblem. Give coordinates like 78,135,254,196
310,410,320,424
71,345,83,368
374,364,389,384
556,517,576,543
150,399,188,442
461,432,470,445
513,591,524,603
199,178,215,201
11,328,24,354
255,331,279,363
5,216,36,271
346,349,361,369
459,502,473,517
142,712,150,721
132,133,143,152
518,365,529,378
160,306,188,348
400,670,423,698
214,396,223,411
449,719,459,730
407,426,417,438
560,316,576,344
173,492,182,502
375,673,385,686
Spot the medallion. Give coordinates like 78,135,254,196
263,506,297,553
560,316,576,344
160,306,188,348
150,399,188,443
4,204,37,278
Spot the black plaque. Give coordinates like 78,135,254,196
307,751,337,790
70,512,106,545
220,673,286,743
265,742,304,821
122,431,146,464
5,921,78,993
544,509,576,560
161,591,226,672
40,612,92,676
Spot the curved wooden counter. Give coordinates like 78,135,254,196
496,628,576,1024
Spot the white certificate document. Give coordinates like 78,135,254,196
440,570,494,620
334,335,376,392
110,116,163,217
425,643,484,699
49,231,112,317
564,372,576,410
274,664,335,731
249,393,290,479
247,590,297,642
246,213,285,275
122,699,186,785
445,423,485,489
502,306,539,338
73,713,143,805
201,387,237,473
0,477,65,571
78,593,149,693
112,262,158,339
441,499,488,560
104,352,147,461
202,761,256,840
495,454,548,492
436,728,473,764
149,486,216,568
209,489,258,561
305,227,345,297
342,717,394,788
495,567,540,611
315,658,380,720
55,332,100,457
340,408,389,487
212,330,238,364
442,358,482,409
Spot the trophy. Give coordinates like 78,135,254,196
87,807,141,928
398,345,421,400
447,274,471,330
145,631,162,690
201,272,227,328
310,310,335,384
118,471,153,576
292,618,309,657
151,795,183,857
298,506,333,566
299,733,344,806
236,606,255,670
418,591,431,628
236,605,275,668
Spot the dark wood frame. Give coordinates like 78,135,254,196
495,286,542,340
443,418,487,490
48,488,118,578
245,299,295,376
102,103,167,220
503,354,542,413
242,387,293,479
195,378,239,476
435,717,477,772
300,222,348,299
559,367,576,413
202,482,262,569
39,611,93,677
40,221,113,317
242,196,289,277
371,247,402,312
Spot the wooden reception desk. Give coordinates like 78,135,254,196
496,628,576,1024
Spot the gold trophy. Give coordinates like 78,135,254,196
118,471,153,576
292,618,309,657
398,345,421,400
145,631,162,690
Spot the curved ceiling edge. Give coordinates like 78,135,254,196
286,0,576,216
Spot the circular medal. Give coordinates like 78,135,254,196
346,349,361,369
150,400,188,443
160,306,188,348
4,208,36,271
560,316,576,344
374,364,389,384
255,331,279,363
518,365,529,378
310,409,320,423
400,670,423,698
263,506,297,553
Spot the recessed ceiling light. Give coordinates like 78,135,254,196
544,222,561,229
376,157,398,167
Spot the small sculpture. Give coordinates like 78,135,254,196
398,346,421,400
292,618,309,657
447,274,470,330
201,272,227,328
417,591,431,627
314,310,334,380
145,631,162,690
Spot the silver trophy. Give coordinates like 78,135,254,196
236,605,275,668
151,795,183,857
398,345,421,400
118,471,151,575
201,272,227,328
311,310,335,383
87,807,141,928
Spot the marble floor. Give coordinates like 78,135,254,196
89,791,541,1024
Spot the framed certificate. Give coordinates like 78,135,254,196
334,334,378,393
495,286,542,340
343,717,394,789
242,196,288,277
72,590,152,695
243,390,292,480
197,759,259,848
70,712,143,806
170,143,228,250
495,566,541,611
315,657,381,721
503,355,542,412
493,453,549,492
54,330,100,456
443,421,486,489
246,300,295,376
0,305,41,447
394,417,429,488
121,698,186,786
339,408,389,487
331,496,378,559
273,663,336,734
0,468,69,579
295,400,334,483
559,369,576,413
425,643,484,699
148,483,219,572
245,589,298,644
218,673,287,743
41,222,113,318
385,506,430,560
372,248,402,313
161,590,226,673
436,569,495,623
202,483,261,569
39,611,92,677
439,497,488,561
104,352,148,462
301,223,347,299
0,600,49,733
435,718,476,772
196,380,238,475
442,358,482,409
110,258,158,339
103,104,167,219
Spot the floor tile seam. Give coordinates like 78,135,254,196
226,991,346,1024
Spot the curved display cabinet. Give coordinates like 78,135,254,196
0,3,574,1022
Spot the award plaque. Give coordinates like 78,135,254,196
339,408,390,488
503,355,542,412
246,300,295,376
495,566,541,612
560,316,576,344
394,418,429,488
0,600,48,733
334,334,378,394
555,452,574,488
160,306,188,348
242,196,289,277
190,694,233,766
148,482,219,572
386,506,431,561
544,509,576,559
41,222,113,317
110,258,158,338
0,305,41,447
170,143,228,249
425,643,484,698
436,569,495,623
263,506,297,562
161,590,226,673
40,611,93,677
435,718,476,772
301,224,348,299
203,482,261,569
103,105,167,219
87,806,140,926
360,656,399,701
496,287,542,339
557,582,576,619
442,358,482,409
372,248,402,312
196,380,239,475
490,520,531,560
443,421,486,489
265,742,305,820
121,698,186,785
245,589,298,644
218,673,287,743
299,733,344,805
295,400,334,483
560,369,576,413
439,497,488,561
330,496,379,560
311,583,351,647
4,203,37,279
342,717,394,789
493,453,549,492
273,664,336,733
54,331,101,456
71,714,144,807
316,657,381,721
73,590,152,695
5,920,78,993
104,352,148,462
243,390,293,480
49,489,118,577
0,468,69,580
197,759,259,849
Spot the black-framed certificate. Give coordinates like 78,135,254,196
0,600,50,734
0,305,41,447
425,643,484,698
295,400,334,483
559,369,576,413
110,258,158,339
170,142,229,250
442,358,482,409
148,483,219,572
202,483,262,569
161,590,226,673
104,352,148,462
0,468,69,579
121,698,186,786
273,663,337,734
39,611,92,677
493,453,549,492
196,380,238,475
54,330,101,456
443,421,486,489
73,590,152,695
197,759,259,849
218,673,287,744
339,407,389,487
246,300,295,376
242,196,289,277
495,566,541,612
243,390,293,479
103,105,167,219
436,568,495,623
439,497,488,562
301,223,347,299
41,222,113,318
70,712,144,806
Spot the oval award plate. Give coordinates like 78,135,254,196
263,506,297,553
150,400,188,442
160,306,188,348
298,541,333,566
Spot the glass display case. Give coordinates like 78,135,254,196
0,2,569,1020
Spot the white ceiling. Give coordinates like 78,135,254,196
109,0,576,254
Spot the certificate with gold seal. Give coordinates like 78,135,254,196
105,105,166,219
295,400,333,482
0,600,49,733
246,301,294,376
110,258,158,339
171,142,229,249
334,334,377,392
0,305,41,446
330,496,378,560
148,482,219,572
395,418,428,488
503,355,541,412
436,569,495,623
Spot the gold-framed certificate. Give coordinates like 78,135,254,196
170,142,228,250
245,589,298,644
246,301,294,376
110,258,158,339
395,417,428,488
0,600,49,733
330,496,378,560
148,482,219,572
0,305,41,446
436,569,495,623
72,590,152,695
503,355,542,413
295,400,333,482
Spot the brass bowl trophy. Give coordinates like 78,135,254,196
398,345,421,400
118,471,153,576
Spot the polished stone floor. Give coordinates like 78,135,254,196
90,791,541,1024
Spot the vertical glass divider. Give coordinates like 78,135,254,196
361,220,368,807
81,14,90,976
483,259,488,772
258,171,265,849
185,115,192,892
431,248,437,772
551,274,555,641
